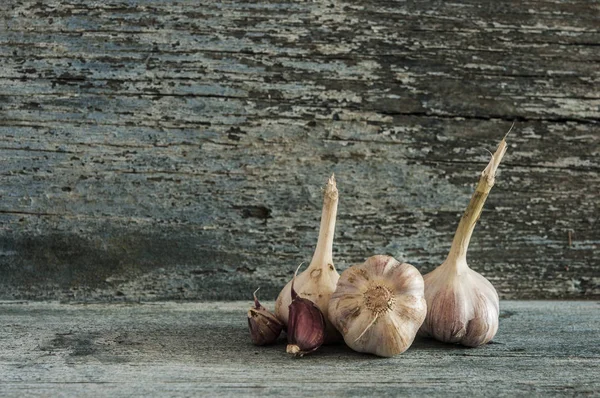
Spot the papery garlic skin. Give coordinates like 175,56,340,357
420,262,499,347
275,175,341,343
419,132,509,347
328,255,427,357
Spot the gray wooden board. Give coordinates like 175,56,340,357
0,0,599,301
0,300,599,397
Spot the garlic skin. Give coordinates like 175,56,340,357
247,289,283,346
419,133,509,347
328,255,427,357
275,174,341,343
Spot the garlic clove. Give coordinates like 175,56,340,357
275,174,341,343
328,255,427,357
286,266,326,356
286,295,326,356
247,288,283,346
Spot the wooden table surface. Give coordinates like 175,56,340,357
1,300,598,396
0,0,599,302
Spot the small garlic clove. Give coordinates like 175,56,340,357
286,265,326,356
328,255,427,357
286,296,326,356
247,288,283,346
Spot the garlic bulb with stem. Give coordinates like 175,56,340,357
328,255,427,357
419,131,511,347
275,174,341,343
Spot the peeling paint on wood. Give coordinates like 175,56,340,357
0,0,598,301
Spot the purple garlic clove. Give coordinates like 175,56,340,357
286,266,326,356
247,288,283,346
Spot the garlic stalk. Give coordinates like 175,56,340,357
247,288,283,346
275,174,341,343
328,255,427,357
419,133,510,347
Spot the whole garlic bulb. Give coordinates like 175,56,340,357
275,174,341,343
328,255,427,357
419,134,509,347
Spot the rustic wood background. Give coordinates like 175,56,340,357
0,0,598,301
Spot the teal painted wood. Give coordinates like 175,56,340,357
0,0,598,300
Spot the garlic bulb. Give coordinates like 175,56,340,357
275,174,341,343
419,134,509,347
247,288,283,345
328,255,427,357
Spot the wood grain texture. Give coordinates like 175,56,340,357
0,301,599,397
0,0,598,300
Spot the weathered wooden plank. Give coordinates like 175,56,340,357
0,0,598,300
0,301,598,397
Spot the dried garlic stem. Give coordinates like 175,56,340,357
446,132,510,272
309,174,338,270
